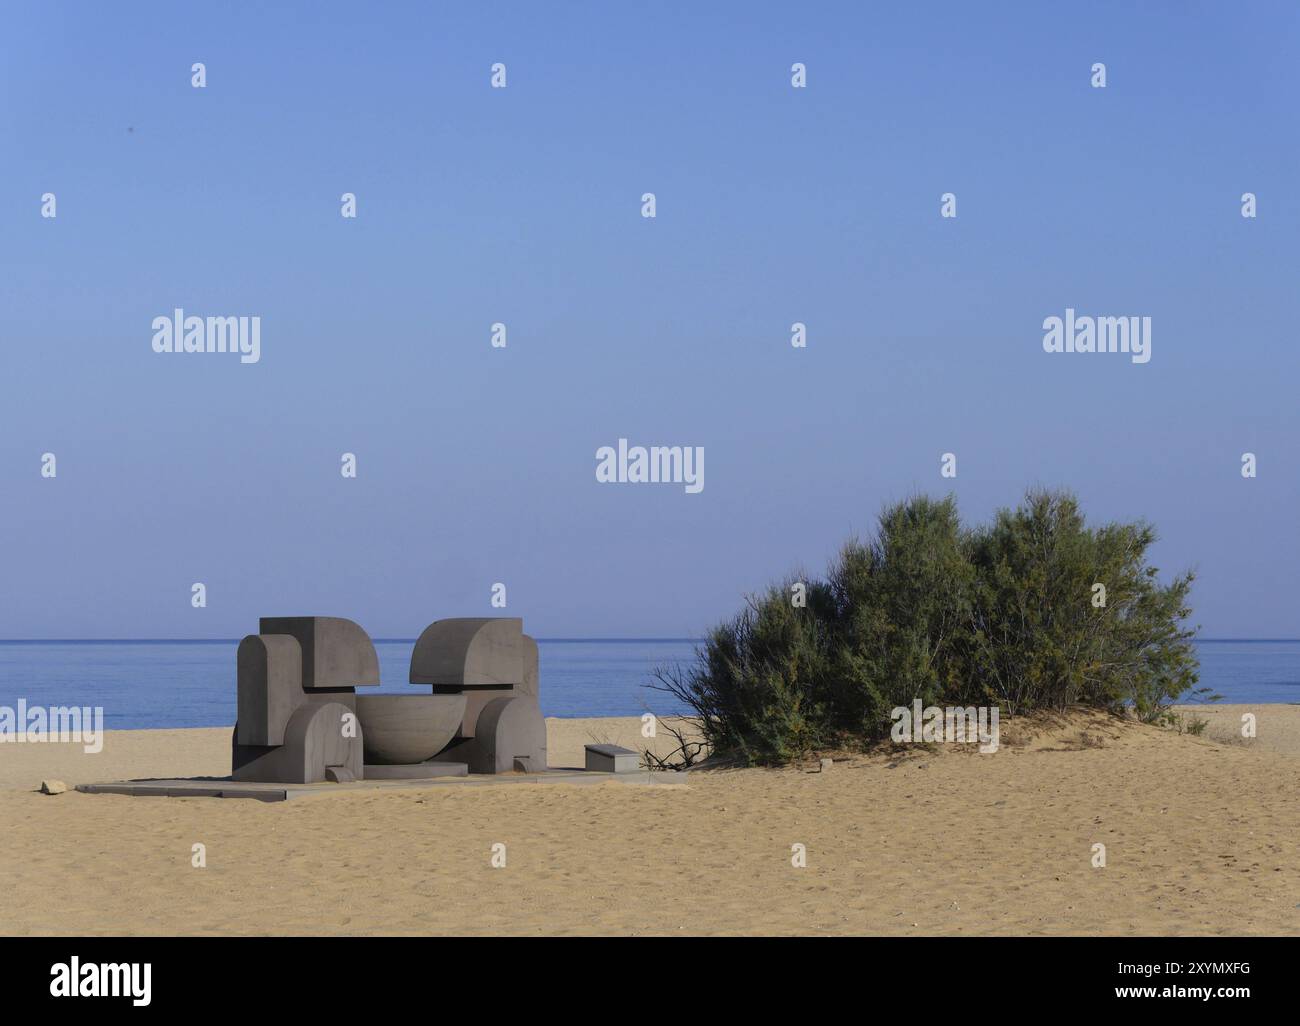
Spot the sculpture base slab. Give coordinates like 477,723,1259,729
76,768,684,802
363,761,468,779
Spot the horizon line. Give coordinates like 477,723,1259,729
0,636,706,645
0,636,1292,645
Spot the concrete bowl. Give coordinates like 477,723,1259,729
356,694,468,765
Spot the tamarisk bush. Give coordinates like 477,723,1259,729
651,489,1200,765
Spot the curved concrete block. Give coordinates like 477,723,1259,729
232,702,363,784
426,624,538,738
356,693,468,765
259,616,379,689
437,632,538,739
447,695,546,774
409,618,523,687
236,634,302,747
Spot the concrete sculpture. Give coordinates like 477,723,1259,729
411,617,546,774
232,615,547,783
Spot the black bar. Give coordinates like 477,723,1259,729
0,936,1289,1012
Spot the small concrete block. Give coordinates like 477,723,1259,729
820,758,833,772
39,779,67,795
585,744,640,774
324,766,356,783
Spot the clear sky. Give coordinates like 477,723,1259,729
2,1,1298,639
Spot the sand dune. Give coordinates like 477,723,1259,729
0,708,1296,935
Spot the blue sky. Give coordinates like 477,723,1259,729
2,1,1298,639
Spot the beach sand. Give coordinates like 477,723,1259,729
1,706,1296,935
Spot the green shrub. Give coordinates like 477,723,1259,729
654,578,833,764
652,489,1201,764
826,495,975,736
966,490,1199,719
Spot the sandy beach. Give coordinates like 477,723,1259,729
1,706,1296,936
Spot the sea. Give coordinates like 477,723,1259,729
0,638,1296,731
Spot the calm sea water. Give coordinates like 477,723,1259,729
0,639,700,730
0,639,1295,731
